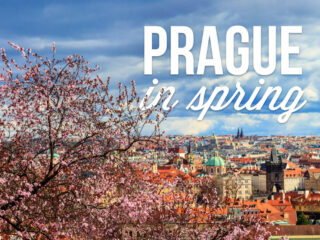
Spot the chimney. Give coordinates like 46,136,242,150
282,191,285,202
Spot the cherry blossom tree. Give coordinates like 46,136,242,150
0,42,169,239
134,175,272,240
0,43,271,239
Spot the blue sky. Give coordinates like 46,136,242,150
1,0,320,136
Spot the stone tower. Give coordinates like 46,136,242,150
211,132,219,149
186,141,194,164
266,148,285,195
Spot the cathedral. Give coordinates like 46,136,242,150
204,151,226,176
235,128,244,139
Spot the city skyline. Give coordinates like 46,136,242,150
0,0,319,136
1,1,320,239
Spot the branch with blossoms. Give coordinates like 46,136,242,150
0,42,169,239
0,43,272,240
127,175,272,240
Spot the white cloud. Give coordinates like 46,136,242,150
300,48,320,60
304,84,319,102
157,111,320,136
284,112,320,131
161,117,215,135
93,55,144,81
218,113,263,131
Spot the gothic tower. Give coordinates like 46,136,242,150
240,128,244,138
186,141,194,164
236,128,240,139
266,148,285,195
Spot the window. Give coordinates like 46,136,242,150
211,168,214,174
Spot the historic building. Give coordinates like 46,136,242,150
235,128,244,139
252,171,267,194
305,168,320,191
283,166,305,192
265,148,304,194
168,147,186,158
210,133,219,149
236,174,253,200
195,132,219,152
266,148,285,195
215,174,252,200
204,151,226,176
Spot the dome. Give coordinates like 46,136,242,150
47,150,60,159
205,155,225,166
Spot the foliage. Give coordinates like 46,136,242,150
0,43,271,239
297,213,309,225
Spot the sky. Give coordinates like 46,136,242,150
0,0,320,136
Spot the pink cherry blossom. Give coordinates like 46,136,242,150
0,44,270,240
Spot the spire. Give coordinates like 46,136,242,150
188,141,192,154
236,128,240,139
202,150,208,164
240,128,244,138
270,148,282,163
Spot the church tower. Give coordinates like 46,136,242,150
266,148,285,195
236,128,240,139
186,141,194,164
202,150,208,164
211,132,219,149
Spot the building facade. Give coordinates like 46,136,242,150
266,148,285,194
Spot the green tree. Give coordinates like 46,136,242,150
297,213,309,225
